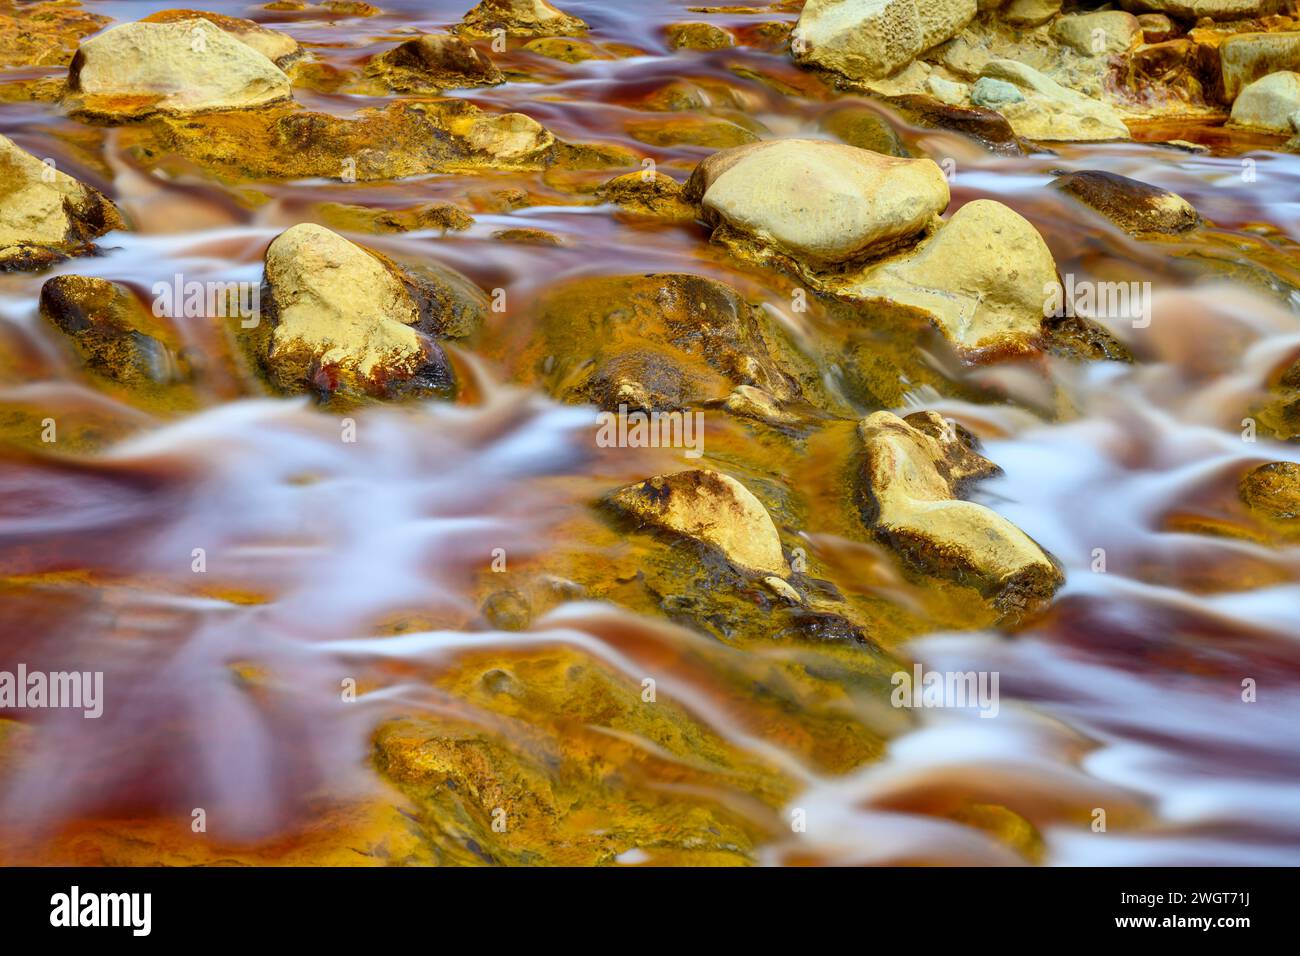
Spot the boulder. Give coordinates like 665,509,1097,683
608,469,789,577
977,59,1131,140
1219,32,1300,102
858,410,1062,607
1051,12,1143,56
845,199,1059,356
258,223,483,399
1230,71,1300,131
0,134,125,270
364,34,503,92
67,19,291,119
527,273,802,412
140,9,303,67
688,139,950,271
791,0,977,81
1049,169,1199,235
456,0,586,38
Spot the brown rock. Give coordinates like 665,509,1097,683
364,34,503,92
39,275,185,386
456,0,587,38
1050,169,1200,235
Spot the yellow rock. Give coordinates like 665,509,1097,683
0,0,108,68
456,0,587,38
846,198,1059,356
595,170,696,220
363,34,503,92
261,223,442,397
792,0,976,80
608,469,789,577
858,410,1062,606
0,133,125,270
689,139,950,269
66,19,292,119
665,22,734,50
140,9,303,67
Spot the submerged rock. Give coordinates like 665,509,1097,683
688,139,949,271
316,200,474,234
858,410,1062,609
0,133,125,270
119,99,583,181
608,469,789,577
66,19,292,119
977,59,1131,141
456,0,587,38
845,199,1059,357
1050,169,1200,235
792,0,977,80
257,223,483,399
1230,71,1300,132
39,275,184,386
527,273,802,412
364,34,503,92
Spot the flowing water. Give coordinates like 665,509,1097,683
1,0,1299,865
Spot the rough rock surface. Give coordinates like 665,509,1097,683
67,19,292,119
845,199,1060,356
858,410,1063,607
791,0,977,80
1230,71,1300,131
688,139,950,270
978,59,1131,141
0,134,125,270
456,0,587,38
1050,170,1200,235
0,0,108,68
608,469,789,577
364,34,503,92
258,223,484,399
